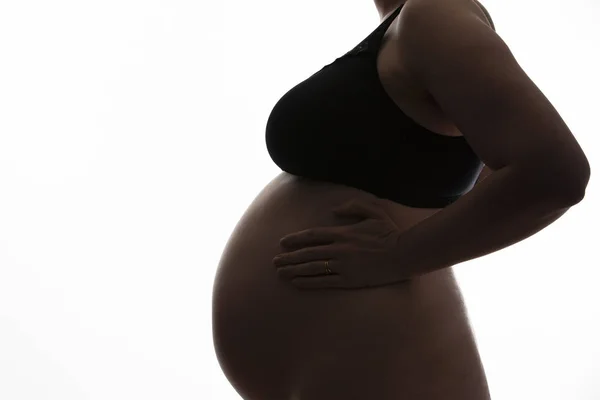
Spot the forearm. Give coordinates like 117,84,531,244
393,165,584,278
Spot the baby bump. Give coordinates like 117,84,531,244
212,173,490,400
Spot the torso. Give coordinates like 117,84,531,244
212,3,491,400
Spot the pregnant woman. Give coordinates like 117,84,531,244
212,0,590,399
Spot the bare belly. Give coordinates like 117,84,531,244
212,172,491,400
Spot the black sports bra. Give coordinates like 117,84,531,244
265,4,483,208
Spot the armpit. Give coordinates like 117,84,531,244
475,164,494,185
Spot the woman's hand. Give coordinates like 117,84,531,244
273,198,412,290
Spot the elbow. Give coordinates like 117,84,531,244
554,181,587,206
557,156,591,205
562,170,590,205
518,157,591,206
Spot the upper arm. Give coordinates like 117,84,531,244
397,0,590,192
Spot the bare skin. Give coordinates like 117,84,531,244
212,1,494,399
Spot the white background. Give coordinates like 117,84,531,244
0,0,597,399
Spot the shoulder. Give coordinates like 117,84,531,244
395,0,502,87
471,0,495,30
394,0,499,72
391,0,500,103
398,0,493,29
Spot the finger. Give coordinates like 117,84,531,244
273,245,336,267
280,228,341,249
333,199,385,220
276,260,336,280
291,275,342,290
